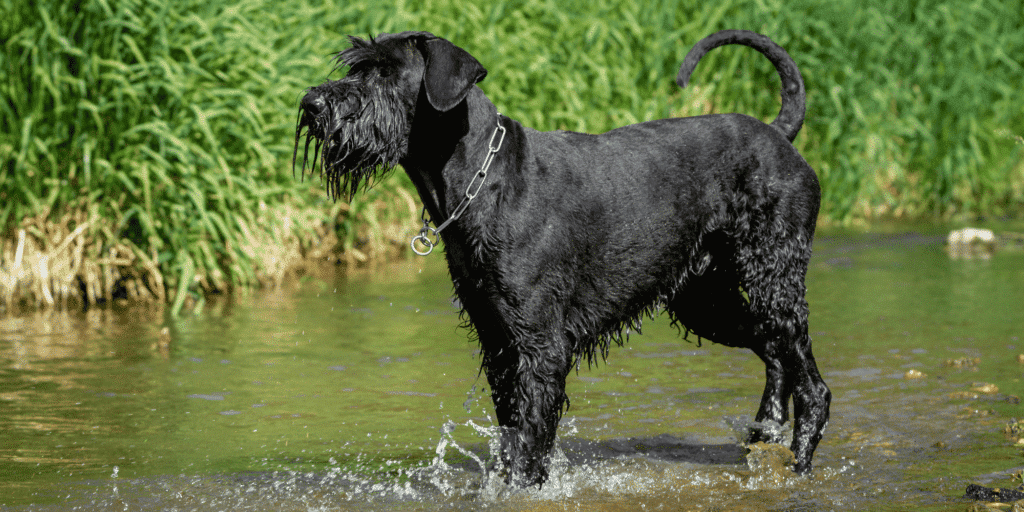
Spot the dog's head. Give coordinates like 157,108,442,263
293,31,487,199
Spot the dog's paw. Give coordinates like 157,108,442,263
746,422,787,445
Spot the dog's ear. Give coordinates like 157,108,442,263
421,38,488,112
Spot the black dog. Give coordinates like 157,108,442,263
294,30,831,486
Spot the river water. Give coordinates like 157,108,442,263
2,227,1023,511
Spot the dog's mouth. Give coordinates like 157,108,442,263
292,89,401,201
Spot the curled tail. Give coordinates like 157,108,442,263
676,30,806,142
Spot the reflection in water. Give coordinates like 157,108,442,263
2,229,1023,510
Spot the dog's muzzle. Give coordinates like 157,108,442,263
292,83,404,200
298,84,364,135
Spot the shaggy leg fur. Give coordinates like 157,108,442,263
741,233,831,472
455,264,573,486
667,223,830,473
470,302,573,486
500,331,573,486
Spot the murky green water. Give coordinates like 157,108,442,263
2,227,1023,511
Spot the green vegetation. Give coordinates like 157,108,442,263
2,0,1022,310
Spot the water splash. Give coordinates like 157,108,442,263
422,418,503,495
725,415,792,446
59,413,828,509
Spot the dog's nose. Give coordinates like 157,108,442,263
300,91,327,117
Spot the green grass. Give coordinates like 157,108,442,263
1,0,1022,309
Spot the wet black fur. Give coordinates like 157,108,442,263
294,30,831,487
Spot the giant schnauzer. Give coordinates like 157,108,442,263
294,30,831,487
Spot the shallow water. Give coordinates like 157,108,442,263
2,227,1023,511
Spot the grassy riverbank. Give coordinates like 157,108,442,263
2,0,1022,311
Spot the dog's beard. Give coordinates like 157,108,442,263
293,85,407,200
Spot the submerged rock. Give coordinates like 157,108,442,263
946,357,981,369
965,483,1024,502
904,369,927,379
745,442,795,484
972,383,1001,395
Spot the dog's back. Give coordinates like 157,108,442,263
486,110,820,353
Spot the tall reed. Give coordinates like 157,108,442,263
2,0,1021,310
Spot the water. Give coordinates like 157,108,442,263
2,227,1023,510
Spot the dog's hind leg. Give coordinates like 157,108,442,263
669,234,830,474
737,234,831,475
749,324,830,474
665,262,791,439
782,333,830,474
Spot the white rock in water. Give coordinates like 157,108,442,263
946,227,996,259
947,227,995,245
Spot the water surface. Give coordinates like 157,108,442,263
2,227,1023,510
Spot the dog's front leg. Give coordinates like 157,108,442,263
482,329,571,487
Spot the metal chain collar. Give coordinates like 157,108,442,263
411,114,506,256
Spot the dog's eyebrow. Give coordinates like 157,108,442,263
335,34,416,72
332,36,372,68
334,49,366,70
335,48,397,75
